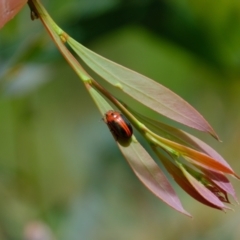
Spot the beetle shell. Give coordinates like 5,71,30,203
104,110,133,140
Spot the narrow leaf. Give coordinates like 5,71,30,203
179,164,229,210
182,164,232,204
198,167,238,202
133,112,234,172
158,152,226,210
88,87,190,216
118,141,191,217
67,37,218,139
155,135,235,175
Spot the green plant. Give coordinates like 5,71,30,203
1,0,238,217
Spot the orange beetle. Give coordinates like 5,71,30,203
104,110,133,140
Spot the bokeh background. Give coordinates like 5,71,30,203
1,0,240,239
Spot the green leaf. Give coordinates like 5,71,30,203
159,152,227,210
131,111,234,173
179,163,228,210
89,87,190,216
137,113,237,200
199,168,238,202
67,37,218,139
156,136,235,175
118,141,191,216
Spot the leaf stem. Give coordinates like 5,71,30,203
30,0,92,82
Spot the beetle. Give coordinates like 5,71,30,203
104,110,133,140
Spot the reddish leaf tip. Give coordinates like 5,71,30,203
209,130,220,141
180,210,192,218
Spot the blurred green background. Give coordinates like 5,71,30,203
1,0,240,239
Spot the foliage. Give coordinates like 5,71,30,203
1,0,240,239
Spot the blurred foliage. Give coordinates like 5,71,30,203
1,0,240,239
